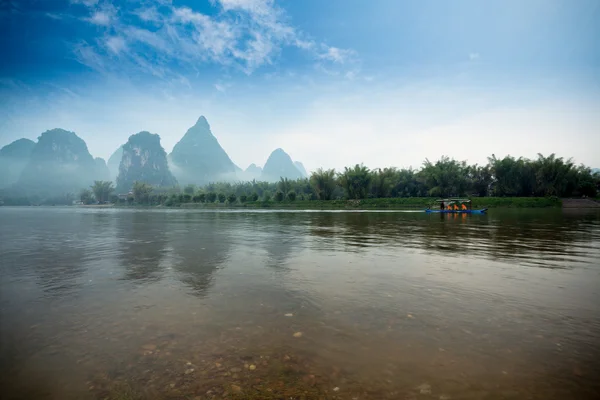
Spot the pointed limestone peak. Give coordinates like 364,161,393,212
193,115,211,130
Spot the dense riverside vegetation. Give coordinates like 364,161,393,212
0,154,598,207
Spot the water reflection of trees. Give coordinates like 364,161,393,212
28,213,93,298
117,211,169,282
260,212,305,269
307,211,600,269
167,212,233,297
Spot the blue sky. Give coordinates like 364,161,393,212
1,0,599,171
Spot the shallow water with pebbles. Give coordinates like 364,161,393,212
1,207,599,399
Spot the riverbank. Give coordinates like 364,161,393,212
172,197,563,210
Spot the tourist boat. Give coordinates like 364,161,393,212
425,198,488,214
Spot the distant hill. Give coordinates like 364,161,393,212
169,116,238,185
0,138,36,188
241,163,263,181
592,168,599,174
107,145,124,181
17,129,99,195
116,131,177,192
294,161,308,178
94,157,111,181
260,148,304,182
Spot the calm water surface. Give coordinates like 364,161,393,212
1,207,599,399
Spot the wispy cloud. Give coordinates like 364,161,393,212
71,0,100,5
319,47,357,64
69,0,356,81
105,36,127,54
469,52,480,61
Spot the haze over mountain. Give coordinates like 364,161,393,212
294,162,308,178
107,146,124,181
94,157,111,182
0,138,36,189
241,164,263,181
168,116,238,185
116,132,177,193
261,148,305,182
17,129,99,195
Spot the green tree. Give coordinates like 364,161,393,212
79,188,94,204
274,190,284,202
277,177,292,195
468,165,493,197
132,181,153,204
338,164,371,199
90,180,115,203
250,192,259,202
370,168,397,198
309,168,337,200
184,184,196,195
206,192,217,202
287,190,297,201
217,193,226,203
239,194,248,203
227,193,237,203
420,156,469,197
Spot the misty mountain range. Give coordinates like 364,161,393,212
0,116,308,196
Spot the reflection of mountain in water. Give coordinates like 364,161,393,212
117,212,169,282
29,216,92,298
261,213,305,268
307,211,600,269
167,212,233,297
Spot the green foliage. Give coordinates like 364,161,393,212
193,193,206,203
91,180,114,203
421,156,469,197
132,181,153,204
338,164,372,199
80,188,94,204
28,152,595,208
309,168,337,200
183,184,196,195
274,190,284,202
206,192,217,202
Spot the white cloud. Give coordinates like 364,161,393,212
319,47,356,64
106,36,127,54
45,13,63,20
135,6,162,22
71,0,356,80
70,0,100,6
469,52,480,60
87,10,113,25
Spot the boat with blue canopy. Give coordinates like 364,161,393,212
425,198,487,214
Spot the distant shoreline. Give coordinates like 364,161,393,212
74,197,570,209
5,197,599,210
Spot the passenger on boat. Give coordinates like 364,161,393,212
461,203,467,210
440,202,444,210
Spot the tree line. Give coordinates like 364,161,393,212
1,153,596,206
69,153,597,206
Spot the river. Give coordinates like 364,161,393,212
1,207,599,399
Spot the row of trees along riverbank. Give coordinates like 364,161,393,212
86,153,599,208
1,153,597,206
